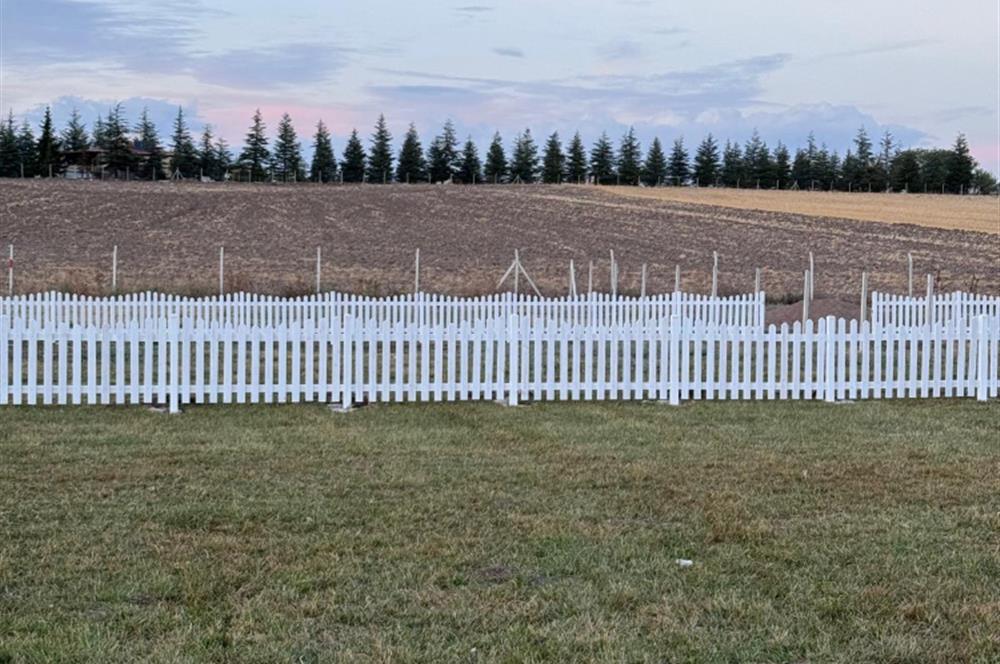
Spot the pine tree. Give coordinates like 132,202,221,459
483,132,507,183
843,127,873,190
214,137,232,179
396,123,426,183
134,108,165,180
772,142,791,189
271,113,304,181
61,108,89,153
946,133,975,194
616,127,642,185
667,137,690,185
692,134,720,186
0,112,19,177
340,129,366,183
15,119,37,177
197,126,218,180
541,132,565,184
427,120,459,182
103,104,134,176
310,120,337,183
367,114,394,183
743,130,771,187
170,107,198,178
589,132,615,185
91,115,108,150
509,128,539,183
566,132,588,183
876,131,894,191
238,109,270,181
721,141,744,187
457,137,482,184
890,149,921,192
790,149,810,189
35,107,59,176
641,137,667,186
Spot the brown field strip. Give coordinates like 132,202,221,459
1,180,997,301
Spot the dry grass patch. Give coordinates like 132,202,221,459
607,186,1000,234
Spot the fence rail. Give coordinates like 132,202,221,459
2,313,996,411
871,291,1000,327
0,291,766,330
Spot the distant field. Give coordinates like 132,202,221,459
608,187,1000,234
1,180,998,302
2,400,998,661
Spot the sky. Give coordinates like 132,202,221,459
2,0,998,173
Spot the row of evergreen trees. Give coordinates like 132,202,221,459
0,104,995,194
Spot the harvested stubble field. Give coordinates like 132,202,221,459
607,186,1000,235
1,181,998,316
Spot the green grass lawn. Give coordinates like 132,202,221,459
1,400,998,663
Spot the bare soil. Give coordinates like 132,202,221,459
2,180,997,307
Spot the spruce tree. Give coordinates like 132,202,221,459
790,149,810,189
271,113,304,181
61,108,89,153
214,137,232,178
743,130,771,187
691,134,720,186
367,114,394,183
35,107,59,176
427,120,459,182
16,119,38,177
616,127,642,185
844,127,873,190
589,132,615,185
396,123,426,183
721,141,744,187
103,104,134,176
890,149,921,192
238,109,270,181
310,120,337,183
483,132,507,183
946,133,975,193
340,129,366,183
566,132,588,183
457,137,482,184
134,108,165,180
91,115,108,150
169,107,198,178
876,131,894,191
667,137,690,185
0,113,18,177
772,142,791,189
641,137,667,186
541,131,565,184
509,129,539,183
197,126,218,180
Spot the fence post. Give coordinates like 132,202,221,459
668,314,681,405
342,314,353,409
7,245,12,296
860,271,868,325
507,311,519,406
824,316,836,402
168,315,180,413
925,274,934,327
976,315,988,402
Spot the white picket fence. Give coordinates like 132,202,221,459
871,291,1000,327
1,313,996,412
0,291,766,330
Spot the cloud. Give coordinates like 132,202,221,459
817,39,939,60
3,0,348,90
596,40,643,61
455,5,493,13
492,47,525,58
648,27,688,36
